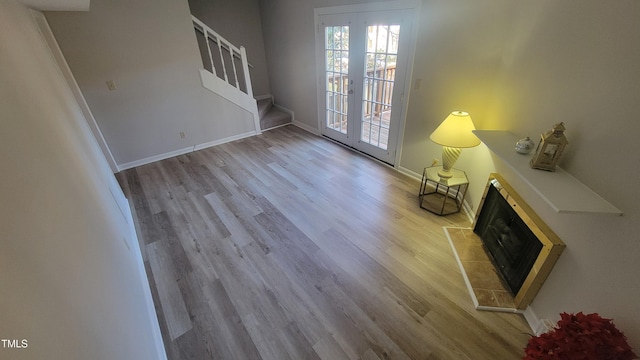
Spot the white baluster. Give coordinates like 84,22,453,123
240,46,253,96
216,38,229,84
204,30,216,77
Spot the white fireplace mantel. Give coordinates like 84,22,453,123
473,130,622,215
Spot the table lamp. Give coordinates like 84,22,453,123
429,111,480,181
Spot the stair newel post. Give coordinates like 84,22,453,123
240,46,253,98
240,46,260,134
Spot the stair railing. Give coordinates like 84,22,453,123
192,16,254,98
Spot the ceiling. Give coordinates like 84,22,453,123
19,0,89,11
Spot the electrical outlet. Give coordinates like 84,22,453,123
180,131,186,139
106,80,117,91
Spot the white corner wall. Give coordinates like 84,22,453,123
480,1,640,347
401,0,640,347
0,1,165,359
44,0,256,167
259,0,640,347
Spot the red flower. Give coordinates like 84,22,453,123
523,312,638,359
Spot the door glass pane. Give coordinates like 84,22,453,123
360,25,400,150
325,26,349,134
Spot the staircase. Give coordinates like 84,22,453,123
258,98,292,130
192,16,292,133
192,16,261,134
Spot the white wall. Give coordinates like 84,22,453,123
45,0,256,167
259,0,640,347
0,1,164,359
188,0,271,97
482,0,640,346
259,0,357,126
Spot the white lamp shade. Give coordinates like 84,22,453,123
429,111,481,148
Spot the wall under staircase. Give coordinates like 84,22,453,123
192,16,262,134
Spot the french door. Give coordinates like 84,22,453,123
317,8,414,165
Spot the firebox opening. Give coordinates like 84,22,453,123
474,182,543,295
471,174,565,310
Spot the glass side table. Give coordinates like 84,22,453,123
419,166,469,216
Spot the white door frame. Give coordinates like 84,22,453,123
314,0,420,166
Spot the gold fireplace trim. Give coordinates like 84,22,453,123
475,173,566,309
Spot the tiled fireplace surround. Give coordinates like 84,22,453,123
446,173,566,312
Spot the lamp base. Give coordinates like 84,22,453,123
438,146,461,183
437,168,454,180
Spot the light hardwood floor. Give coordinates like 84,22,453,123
117,125,531,360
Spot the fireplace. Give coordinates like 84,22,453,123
474,182,543,295
473,174,565,309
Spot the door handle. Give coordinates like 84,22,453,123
348,89,354,94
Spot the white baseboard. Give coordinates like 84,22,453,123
118,131,257,170
292,120,320,135
522,307,556,335
260,122,291,132
397,166,421,180
193,131,256,152
119,146,194,170
461,200,475,223
273,103,295,123
523,307,542,335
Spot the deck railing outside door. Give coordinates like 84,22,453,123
327,65,396,118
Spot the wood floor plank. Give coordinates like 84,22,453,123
321,227,431,317
241,312,295,360
311,276,413,360
153,210,193,276
312,335,352,360
135,163,173,216
204,192,255,248
143,260,181,359
203,278,262,360
277,322,322,360
147,239,192,341
240,242,329,348
121,169,161,246
119,125,531,360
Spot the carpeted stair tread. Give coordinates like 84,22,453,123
257,98,273,119
260,106,291,130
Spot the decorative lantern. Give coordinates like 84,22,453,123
530,122,569,171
